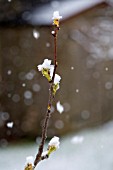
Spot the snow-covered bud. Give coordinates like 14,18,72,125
37,59,52,71
49,136,60,149
41,151,48,157
25,156,34,165
41,151,49,160
52,11,62,20
54,74,61,84
37,59,54,82
37,59,61,95
24,156,34,170
52,11,62,27
52,74,61,95
48,136,60,155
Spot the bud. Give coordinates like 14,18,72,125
48,136,60,155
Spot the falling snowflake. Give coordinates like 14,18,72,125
33,29,40,39
105,67,108,71
22,83,26,87
46,42,50,47
71,136,84,144
71,66,74,70
7,70,12,75
7,122,14,128
76,89,79,93
56,101,64,114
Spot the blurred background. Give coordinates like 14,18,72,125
0,0,113,169
1,0,113,140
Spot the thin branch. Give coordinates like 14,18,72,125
33,84,53,167
52,28,58,83
33,27,59,169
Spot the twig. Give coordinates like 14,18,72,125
33,26,59,169
24,11,62,170
52,28,58,82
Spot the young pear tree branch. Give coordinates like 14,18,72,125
24,11,62,170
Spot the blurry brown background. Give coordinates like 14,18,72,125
0,1,113,142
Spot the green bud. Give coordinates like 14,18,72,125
25,164,33,170
48,145,57,156
42,68,51,81
52,83,59,95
